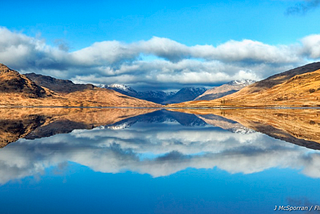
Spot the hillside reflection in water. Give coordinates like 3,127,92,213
0,108,320,214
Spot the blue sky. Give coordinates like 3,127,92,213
1,0,320,90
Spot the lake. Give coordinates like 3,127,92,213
0,108,320,214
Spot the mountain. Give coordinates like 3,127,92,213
163,87,206,104
105,84,139,97
105,84,206,104
0,63,49,98
0,64,160,107
138,90,176,104
104,84,175,104
25,73,95,93
194,80,255,101
171,62,320,107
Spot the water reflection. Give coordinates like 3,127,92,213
0,107,157,147
177,108,320,149
0,108,320,185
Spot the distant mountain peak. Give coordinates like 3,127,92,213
107,84,133,91
105,84,138,97
163,87,207,104
229,79,256,86
101,84,207,104
194,80,255,101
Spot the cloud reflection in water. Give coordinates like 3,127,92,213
0,109,320,184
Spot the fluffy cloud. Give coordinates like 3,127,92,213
0,27,319,89
300,34,320,59
71,41,139,66
0,28,70,71
192,40,300,64
136,37,191,61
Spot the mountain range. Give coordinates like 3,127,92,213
1,62,320,107
105,80,254,104
104,84,206,104
0,63,250,107
104,84,175,104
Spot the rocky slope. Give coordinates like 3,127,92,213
0,64,160,107
0,63,49,98
25,73,95,93
171,62,320,107
194,80,255,101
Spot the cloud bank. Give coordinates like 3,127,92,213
1,27,320,89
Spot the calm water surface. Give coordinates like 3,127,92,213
0,108,320,214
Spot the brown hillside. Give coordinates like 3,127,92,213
0,63,49,98
194,80,254,101
64,88,162,107
25,73,95,93
0,64,160,107
171,62,320,107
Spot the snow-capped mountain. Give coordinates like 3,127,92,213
107,84,133,92
229,79,256,86
102,80,254,104
104,84,207,104
105,84,138,97
137,90,175,104
195,79,255,101
104,84,176,104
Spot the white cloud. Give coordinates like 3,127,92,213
0,27,319,89
136,37,191,61
300,34,320,59
192,40,300,63
0,27,70,71
71,41,139,65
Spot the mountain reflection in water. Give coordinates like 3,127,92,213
0,108,320,185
